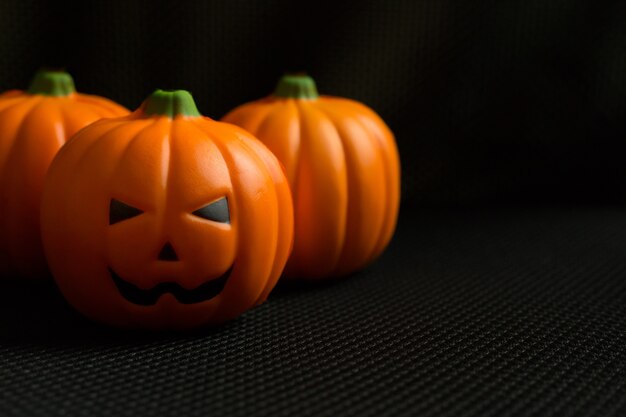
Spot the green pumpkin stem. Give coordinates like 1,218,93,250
143,89,201,118
273,74,319,99
27,69,76,97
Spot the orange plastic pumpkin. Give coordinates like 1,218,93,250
0,69,128,279
222,74,400,279
41,90,293,329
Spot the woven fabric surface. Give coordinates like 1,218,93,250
1,207,625,417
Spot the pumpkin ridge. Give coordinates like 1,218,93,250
0,96,40,134
0,100,67,278
63,119,162,224
254,99,301,186
0,102,27,175
187,119,237,255
291,100,348,275
64,118,137,156
57,103,75,147
316,98,394,266
186,120,241,313
288,100,308,275
74,93,129,117
287,99,305,210
75,119,163,199
0,90,24,100
232,134,291,302
48,120,143,199
329,99,400,262
0,94,28,113
191,118,280,304
231,129,281,290
312,100,376,273
188,118,234,176
157,118,173,221
0,97,47,175
223,100,275,132
0,97,47,236
59,100,112,130
288,100,303,192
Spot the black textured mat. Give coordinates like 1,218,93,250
1,207,626,417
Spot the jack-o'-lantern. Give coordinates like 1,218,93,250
0,69,128,279
222,74,400,279
41,90,293,329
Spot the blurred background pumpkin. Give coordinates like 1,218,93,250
223,74,400,279
0,69,127,279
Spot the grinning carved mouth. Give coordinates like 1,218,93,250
109,266,233,306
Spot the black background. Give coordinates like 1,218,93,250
2,2,626,417
4,0,626,206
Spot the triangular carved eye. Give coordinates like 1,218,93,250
192,197,230,224
109,199,143,225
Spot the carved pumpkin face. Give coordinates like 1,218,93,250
41,90,293,329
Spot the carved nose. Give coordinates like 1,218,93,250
158,242,179,261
